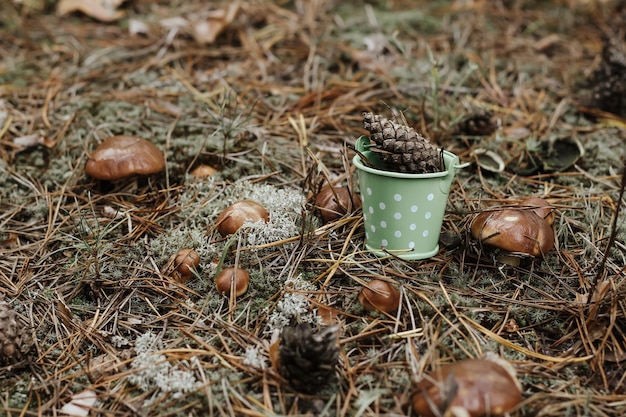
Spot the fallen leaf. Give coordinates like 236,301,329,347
57,0,126,22
12,134,55,150
146,99,182,117
0,233,19,249
268,339,280,371
192,2,240,44
60,390,97,417
128,19,149,36
88,353,124,381
534,34,562,52
503,125,531,141
159,16,189,30
503,318,520,333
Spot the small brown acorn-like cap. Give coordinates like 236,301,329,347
358,279,400,314
190,164,217,178
85,135,165,180
314,185,361,224
215,267,250,297
215,200,269,236
173,249,200,283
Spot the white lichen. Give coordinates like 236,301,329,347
126,332,198,398
265,275,318,335
242,345,267,370
111,335,130,348
229,181,306,247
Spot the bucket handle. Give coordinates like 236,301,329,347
355,135,371,153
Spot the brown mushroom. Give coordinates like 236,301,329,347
517,196,555,225
173,249,200,283
190,164,217,178
314,185,361,224
215,200,269,236
85,135,165,180
470,198,555,262
215,267,250,297
358,279,400,314
411,355,522,417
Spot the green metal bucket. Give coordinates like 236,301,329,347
353,135,468,260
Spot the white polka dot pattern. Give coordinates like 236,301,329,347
362,187,444,254
355,147,462,260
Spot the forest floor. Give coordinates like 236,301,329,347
1,0,625,416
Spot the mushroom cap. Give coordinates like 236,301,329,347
314,185,361,224
470,208,554,257
411,357,522,417
85,135,165,180
215,200,269,236
215,267,250,297
174,249,200,282
517,196,555,226
190,164,217,178
358,279,400,314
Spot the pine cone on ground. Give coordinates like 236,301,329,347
587,41,626,116
0,301,28,364
363,112,443,174
278,323,340,394
456,111,497,136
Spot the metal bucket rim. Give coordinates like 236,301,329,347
353,151,461,179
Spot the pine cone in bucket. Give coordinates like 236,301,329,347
278,323,340,394
0,301,28,364
363,112,443,174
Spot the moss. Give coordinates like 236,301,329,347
2,375,30,409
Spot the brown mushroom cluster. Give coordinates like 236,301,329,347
470,196,555,264
411,354,522,417
206,200,268,298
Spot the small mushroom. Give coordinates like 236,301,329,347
173,249,200,283
314,185,361,224
411,354,522,417
215,200,269,236
215,267,250,297
190,164,217,178
470,197,555,263
358,279,400,314
85,135,165,180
